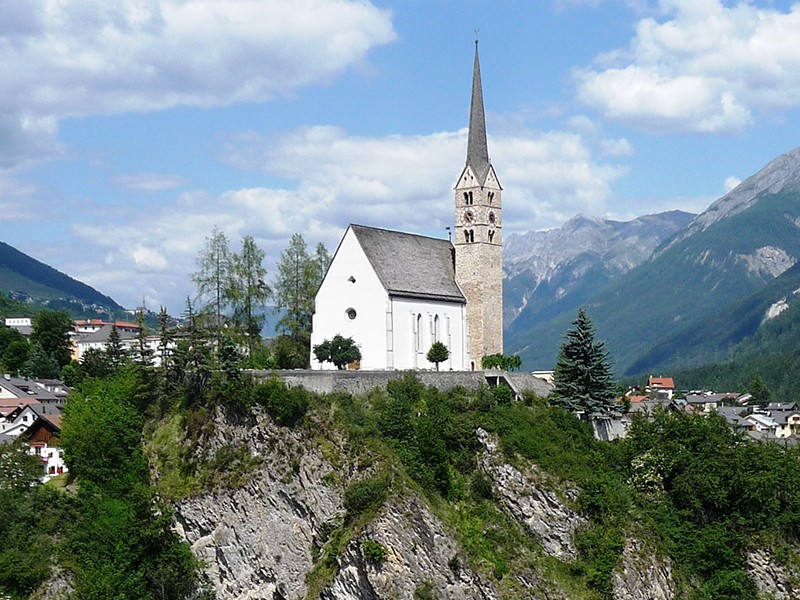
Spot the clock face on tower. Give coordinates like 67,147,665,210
461,209,475,226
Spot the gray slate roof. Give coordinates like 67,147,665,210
77,325,138,343
351,225,465,303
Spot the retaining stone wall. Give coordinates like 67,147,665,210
250,369,552,397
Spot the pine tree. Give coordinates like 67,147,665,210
553,308,616,415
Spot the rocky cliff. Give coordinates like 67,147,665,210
164,407,708,599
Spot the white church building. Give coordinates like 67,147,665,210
310,42,503,371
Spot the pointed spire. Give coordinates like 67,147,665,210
467,40,490,184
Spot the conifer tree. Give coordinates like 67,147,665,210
229,235,271,348
552,308,616,415
192,226,233,341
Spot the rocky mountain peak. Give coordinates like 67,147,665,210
665,146,800,250
504,211,695,280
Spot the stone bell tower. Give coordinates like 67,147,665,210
454,41,503,370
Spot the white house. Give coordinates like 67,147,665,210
310,225,470,371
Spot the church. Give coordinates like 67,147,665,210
309,43,503,371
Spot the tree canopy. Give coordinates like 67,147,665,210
31,309,73,368
313,335,361,370
426,342,449,371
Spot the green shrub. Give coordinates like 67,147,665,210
491,384,514,405
253,378,310,427
470,471,494,501
414,581,440,600
362,539,388,563
343,475,390,519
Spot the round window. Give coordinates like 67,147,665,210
346,308,357,320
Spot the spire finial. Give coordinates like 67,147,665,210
474,29,479,45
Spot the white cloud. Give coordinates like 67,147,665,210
0,0,395,168
724,175,742,193
575,1,800,133
65,124,626,312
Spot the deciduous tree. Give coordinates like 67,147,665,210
313,335,361,370
31,310,73,368
274,234,329,342
426,341,449,371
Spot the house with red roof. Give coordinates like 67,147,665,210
646,376,675,399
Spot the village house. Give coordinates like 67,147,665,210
646,376,675,399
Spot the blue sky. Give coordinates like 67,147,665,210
4,0,800,313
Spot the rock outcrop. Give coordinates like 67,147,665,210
747,547,800,600
476,428,585,560
612,538,674,600
173,412,341,599
322,496,498,599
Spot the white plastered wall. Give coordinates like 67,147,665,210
390,297,469,371
310,227,390,370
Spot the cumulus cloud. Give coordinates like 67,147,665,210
724,175,742,193
0,0,395,168
574,0,800,133
66,124,625,311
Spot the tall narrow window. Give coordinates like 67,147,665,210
433,315,440,343
488,191,495,204
415,314,422,351
468,191,473,205
488,230,495,242
463,191,469,203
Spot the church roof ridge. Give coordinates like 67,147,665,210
350,223,449,243
466,41,491,185
349,224,465,303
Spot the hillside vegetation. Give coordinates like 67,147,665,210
3,350,799,598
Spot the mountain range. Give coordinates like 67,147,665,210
506,146,800,380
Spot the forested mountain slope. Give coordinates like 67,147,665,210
507,147,800,375
0,240,122,313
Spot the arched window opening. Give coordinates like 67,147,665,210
468,230,475,243
433,315,440,343
415,314,422,352
488,230,495,243
463,191,469,203
468,191,473,205
488,191,495,204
